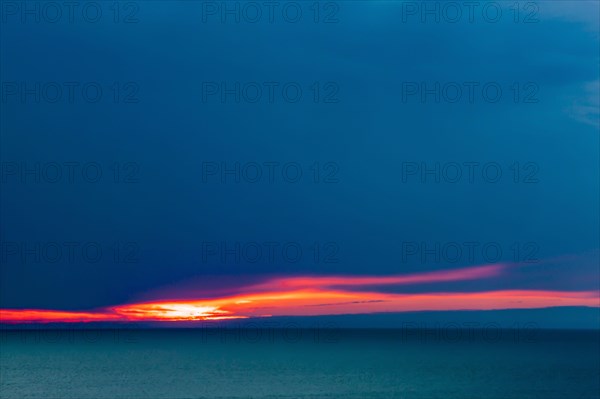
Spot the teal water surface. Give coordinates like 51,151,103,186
1,329,598,399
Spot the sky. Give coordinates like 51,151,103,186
0,1,599,327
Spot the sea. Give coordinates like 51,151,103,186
1,329,598,399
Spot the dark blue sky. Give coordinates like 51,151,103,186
0,1,598,325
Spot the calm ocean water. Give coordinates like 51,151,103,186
0,329,598,399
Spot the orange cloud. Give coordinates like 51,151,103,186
0,309,120,323
1,265,598,323
110,289,600,321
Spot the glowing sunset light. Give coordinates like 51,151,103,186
0,309,120,323
112,303,245,321
2,289,598,324
1,266,598,323
255,264,505,290
102,288,599,322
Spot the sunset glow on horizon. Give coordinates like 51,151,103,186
2,265,598,323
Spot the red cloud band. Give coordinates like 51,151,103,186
2,265,598,323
